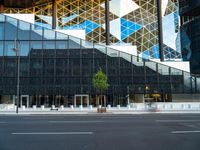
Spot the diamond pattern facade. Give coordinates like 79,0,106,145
1,0,181,59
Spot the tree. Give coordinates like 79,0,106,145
92,69,109,107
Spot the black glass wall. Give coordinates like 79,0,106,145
0,14,200,105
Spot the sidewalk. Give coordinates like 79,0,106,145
1,107,200,115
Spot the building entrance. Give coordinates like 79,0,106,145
20,95,29,108
74,95,89,107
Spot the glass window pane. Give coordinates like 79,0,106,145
31,24,43,40
56,31,68,40
0,14,5,22
43,41,55,49
69,36,81,49
18,20,30,40
4,41,15,56
5,16,18,40
30,41,42,49
44,29,55,40
20,41,29,56
0,41,3,56
0,23,4,40
56,41,68,49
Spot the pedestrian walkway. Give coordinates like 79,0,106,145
1,107,200,115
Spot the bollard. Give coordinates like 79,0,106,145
127,105,130,110
41,105,44,110
70,105,74,109
60,105,64,110
33,105,36,110
22,105,26,110
89,105,93,110
117,105,120,109
107,104,111,109
79,105,83,110
51,105,55,109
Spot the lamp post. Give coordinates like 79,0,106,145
13,39,20,114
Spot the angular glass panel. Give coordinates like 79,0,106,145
145,61,157,72
0,14,5,22
4,41,15,56
5,16,18,40
31,24,43,40
0,41,3,56
82,39,93,48
132,55,143,66
56,41,68,49
18,20,30,40
43,29,55,40
56,31,69,40
68,35,81,49
20,41,30,56
30,41,42,49
171,68,182,75
94,44,106,54
197,77,200,93
183,72,192,93
158,64,169,75
43,41,55,49
107,47,119,57
0,23,4,40
120,52,131,63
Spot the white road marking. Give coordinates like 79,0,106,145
23,117,65,120
172,130,200,134
156,120,200,122
12,132,93,135
49,121,104,123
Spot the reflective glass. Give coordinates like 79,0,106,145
30,41,42,49
0,23,4,40
145,61,157,72
107,48,119,57
56,32,68,40
120,52,131,62
43,41,55,49
82,39,93,49
0,14,5,22
183,72,192,92
18,20,30,40
31,24,43,40
5,17,18,40
44,29,55,40
197,77,200,92
158,64,169,75
68,36,81,49
20,41,30,56
94,44,106,54
0,41,3,56
4,41,15,56
56,41,68,49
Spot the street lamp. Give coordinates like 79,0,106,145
13,39,20,114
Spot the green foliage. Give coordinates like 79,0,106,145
92,69,109,92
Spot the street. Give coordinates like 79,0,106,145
0,114,200,150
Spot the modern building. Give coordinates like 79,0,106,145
0,0,181,60
0,0,199,108
179,0,200,75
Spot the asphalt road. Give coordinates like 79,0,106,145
0,114,200,150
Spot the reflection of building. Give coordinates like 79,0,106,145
0,14,200,108
179,0,200,75
0,0,181,59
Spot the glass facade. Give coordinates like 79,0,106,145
1,0,181,60
179,0,200,74
0,14,199,106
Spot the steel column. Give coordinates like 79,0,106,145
157,0,164,61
